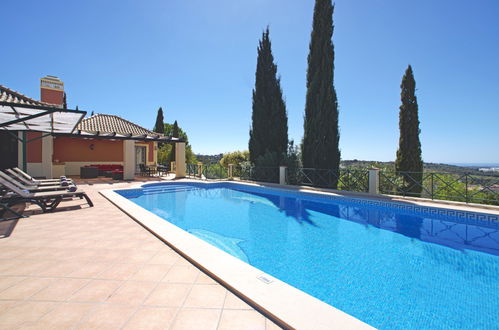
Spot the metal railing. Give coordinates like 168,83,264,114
288,168,369,192
238,166,279,183
380,171,499,205
186,163,499,206
186,163,228,180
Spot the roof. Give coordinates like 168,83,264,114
78,114,158,136
0,85,51,106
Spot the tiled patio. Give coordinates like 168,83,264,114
0,181,281,329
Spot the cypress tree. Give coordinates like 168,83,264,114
154,107,165,134
63,92,67,109
395,65,423,196
249,28,288,167
302,0,340,187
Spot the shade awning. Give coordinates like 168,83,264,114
53,130,185,143
0,102,86,134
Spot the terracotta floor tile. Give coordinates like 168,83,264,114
123,307,177,330
106,281,156,305
218,309,266,330
0,259,54,276
0,276,26,292
0,182,271,328
183,284,226,309
34,261,86,277
0,300,20,314
223,291,253,310
123,249,157,263
95,263,141,280
0,277,55,300
68,279,122,302
162,265,199,284
144,283,191,307
0,301,56,329
195,272,218,285
148,249,180,265
171,308,221,330
31,278,90,301
77,304,136,330
21,302,94,329
67,262,110,278
130,264,171,282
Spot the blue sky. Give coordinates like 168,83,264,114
1,0,498,163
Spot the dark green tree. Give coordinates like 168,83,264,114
158,121,197,164
249,28,288,167
168,120,180,163
153,107,165,134
302,0,340,187
63,92,67,109
395,65,423,196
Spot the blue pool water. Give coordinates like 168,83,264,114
117,182,499,329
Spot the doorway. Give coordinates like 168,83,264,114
135,146,147,173
0,131,18,170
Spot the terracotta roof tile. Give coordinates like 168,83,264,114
0,85,51,106
78,114,161,136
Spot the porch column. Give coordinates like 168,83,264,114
123,140,135,180
42,135,53,179
175,142,186,178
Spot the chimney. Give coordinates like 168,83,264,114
40,75,64,107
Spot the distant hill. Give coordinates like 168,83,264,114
195,155,498,176
341,160,499,176
196,154,223,165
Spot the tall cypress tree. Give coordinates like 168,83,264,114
395,65,423,196
63,92,67,109
249,28,288,167
153,107,165,134
302,0,340,186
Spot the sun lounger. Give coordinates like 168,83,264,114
0,177,93,213
0,172,72,193
12,167,73,184
6,169,72,187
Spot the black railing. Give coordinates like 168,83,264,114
380,171,499,205
186,164,228,180
238,166,279,183
288,168,369,192
186,164,499,206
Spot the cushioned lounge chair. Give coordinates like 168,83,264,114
0,178,93,213
0,172,72,193
6,169,72,187
12,167,73,184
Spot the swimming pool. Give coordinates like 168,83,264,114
114,182,499,329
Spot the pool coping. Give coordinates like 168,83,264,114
100,180,374,330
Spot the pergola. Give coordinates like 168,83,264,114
0,102,86,172
0,101,186,178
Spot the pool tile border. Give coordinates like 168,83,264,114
135,180,499,223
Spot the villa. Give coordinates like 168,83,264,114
0,76,185,180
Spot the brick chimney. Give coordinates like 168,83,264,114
40,75,64,107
